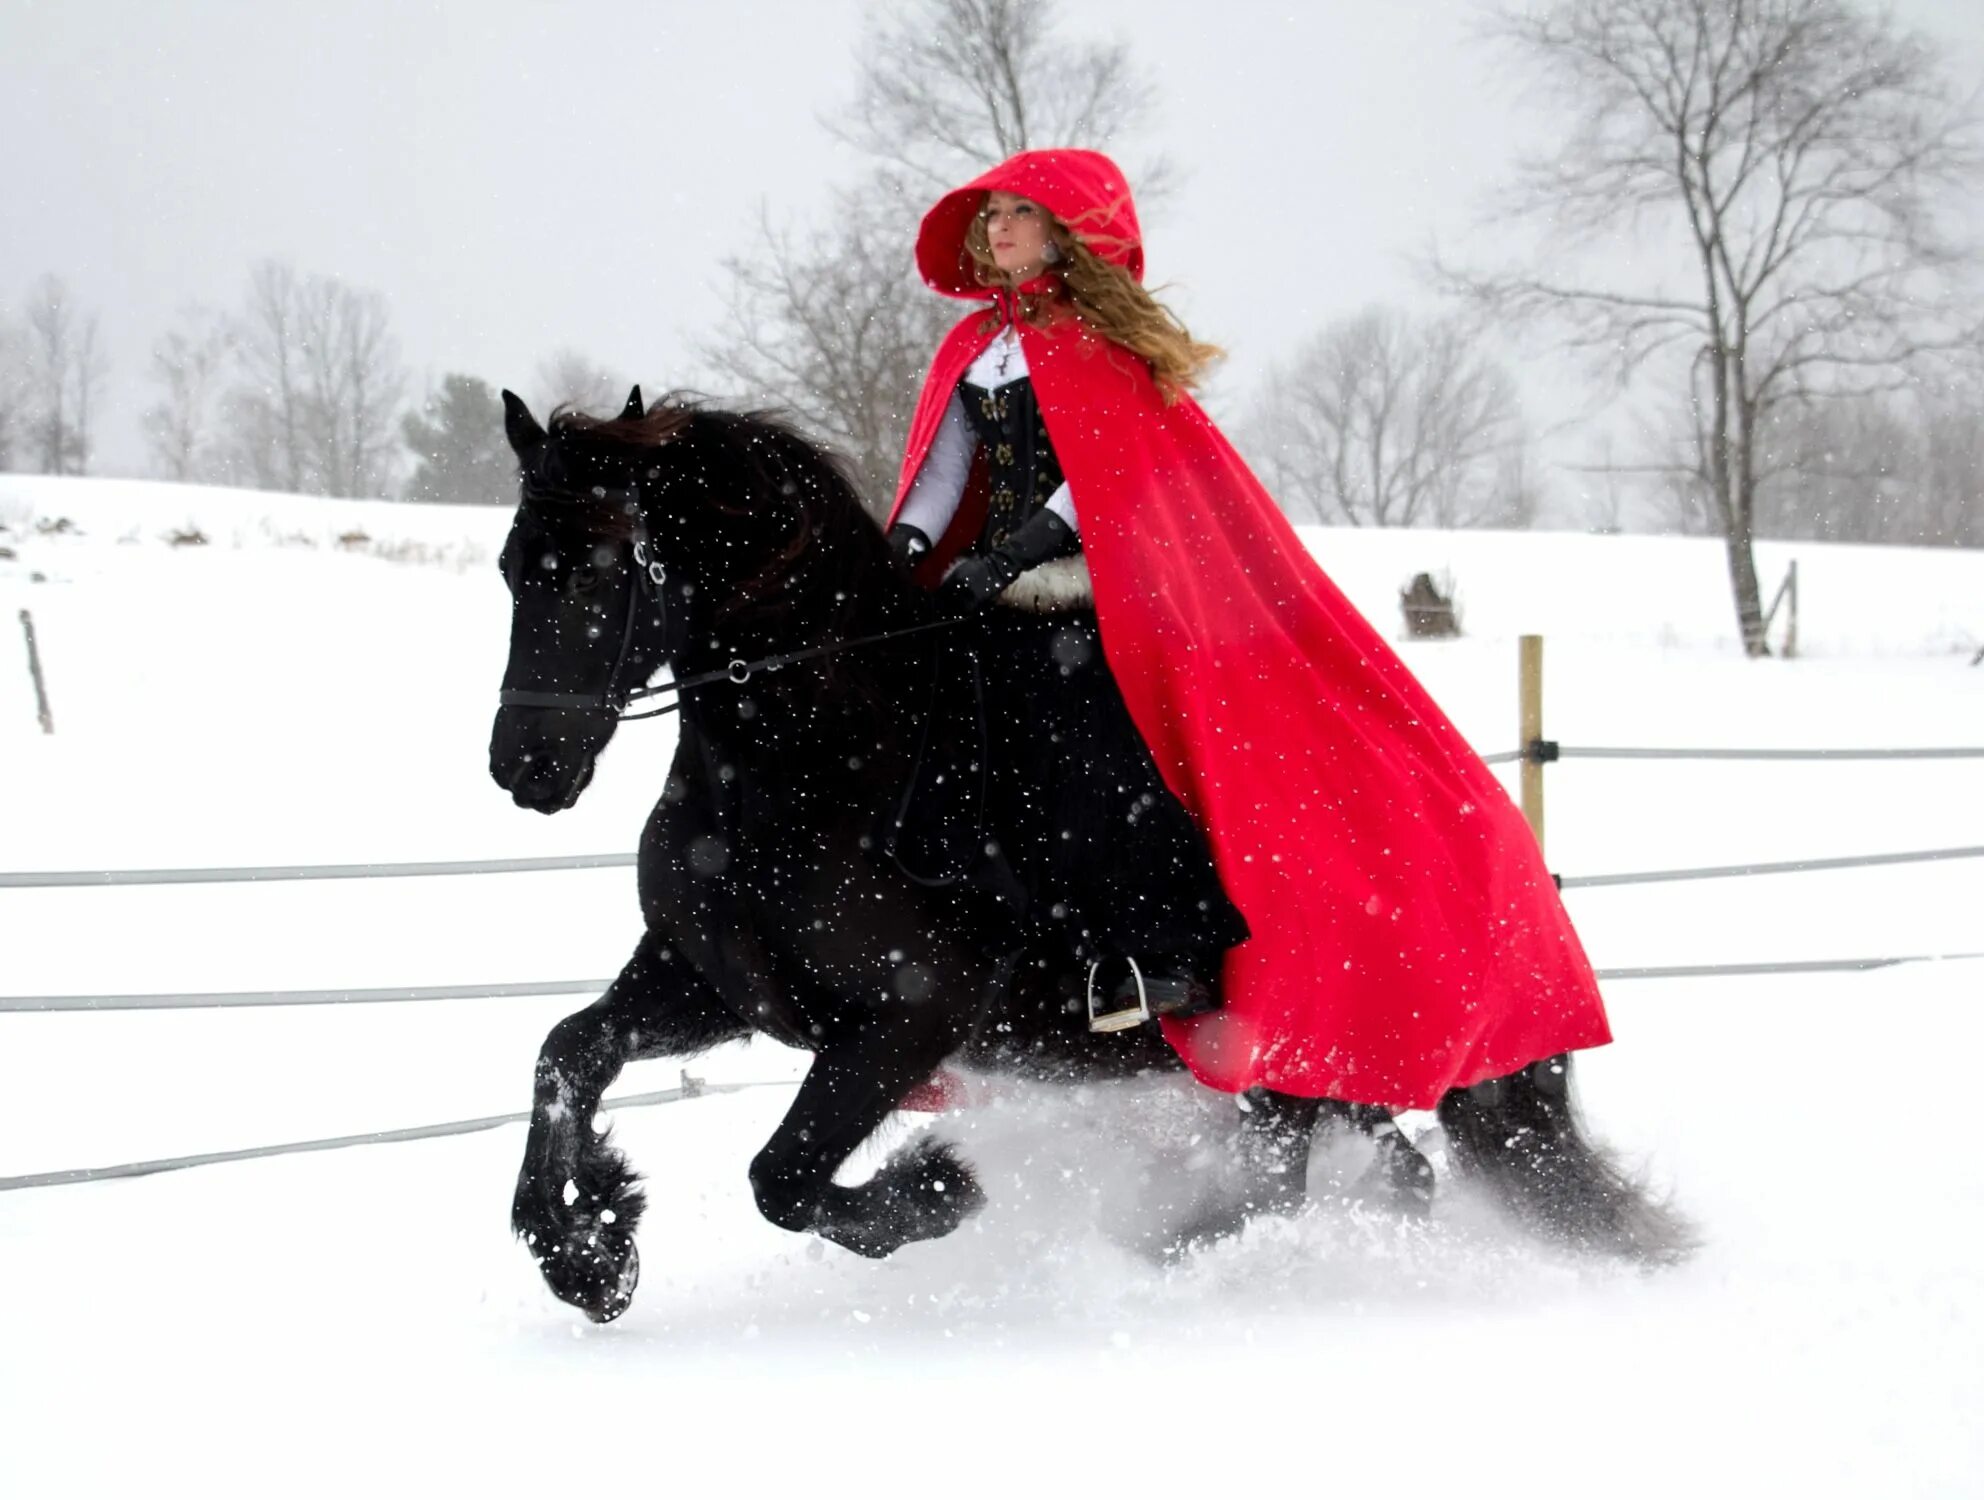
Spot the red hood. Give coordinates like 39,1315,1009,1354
915,148,1144,298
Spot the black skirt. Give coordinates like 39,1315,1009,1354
886,605,1250,966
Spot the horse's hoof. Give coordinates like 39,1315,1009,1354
586,1244,640,1324
534,1234,640,1324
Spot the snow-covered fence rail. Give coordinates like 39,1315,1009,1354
1,839,1975,909
8,941,1984,1018
1480,744,1984,765
0,851,637,889
0,979,614,1015
1555,843,1984,889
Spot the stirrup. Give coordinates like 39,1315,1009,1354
1086,956,1150,1034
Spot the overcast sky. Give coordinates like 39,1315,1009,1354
5,0,1982,515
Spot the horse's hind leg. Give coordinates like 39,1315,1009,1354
749,1020,983,1259
514,930,748,1321
1436,1052,1696,1263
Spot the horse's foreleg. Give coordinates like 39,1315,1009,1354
514,930,747,1321
748,1019,982,1259
1165,1089,1324,1253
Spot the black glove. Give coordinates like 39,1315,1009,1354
935,507,1078,619
886,523,932,571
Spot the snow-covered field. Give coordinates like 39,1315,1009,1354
2,473,1981,1498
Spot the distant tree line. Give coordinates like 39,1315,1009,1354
0,261,646,506
1,0,1978,572
1638,383,1984,549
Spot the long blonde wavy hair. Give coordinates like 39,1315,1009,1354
962,194,1223,405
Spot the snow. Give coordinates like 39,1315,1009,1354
2,473,1981,1497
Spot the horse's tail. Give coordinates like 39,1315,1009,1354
1436,1053,1698,1265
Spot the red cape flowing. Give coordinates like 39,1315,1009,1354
888,151,1611,1110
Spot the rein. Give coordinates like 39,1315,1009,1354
497,484,960,724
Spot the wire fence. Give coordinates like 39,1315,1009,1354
4,740,1976,891
3,733,1977,1193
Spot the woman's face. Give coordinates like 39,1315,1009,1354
982,191,1054,281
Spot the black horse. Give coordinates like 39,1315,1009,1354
489,387,1692,1323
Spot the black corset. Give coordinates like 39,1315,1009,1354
957,376,1066,553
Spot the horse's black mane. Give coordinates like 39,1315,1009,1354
541,392,900,636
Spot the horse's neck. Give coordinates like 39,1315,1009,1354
680,528,923,770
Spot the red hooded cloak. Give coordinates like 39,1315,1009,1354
887,149,1611,1111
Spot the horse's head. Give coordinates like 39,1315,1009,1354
489,386,682,812
489,385,884,813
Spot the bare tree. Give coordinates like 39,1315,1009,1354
294,276,405,496
22,274,109,475
825,0,1172,203
232,260,308,492
227,260,406,497
701,0,1170,511
700,186,961,502
143,303,235,482
1244,307,1532,529
1432,0,1984,654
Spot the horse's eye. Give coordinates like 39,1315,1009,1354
570,564,600,594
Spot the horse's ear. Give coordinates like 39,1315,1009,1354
620,385,644,421
501,389,546,456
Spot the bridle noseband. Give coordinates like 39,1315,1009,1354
497,477,957,724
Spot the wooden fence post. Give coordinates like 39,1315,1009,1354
19,609,53,734
1519,633,1544,854
1763,558,1799,658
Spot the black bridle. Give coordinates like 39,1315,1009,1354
497,481,959,724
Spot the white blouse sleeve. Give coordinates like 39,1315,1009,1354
1044,481,1079,535
894,390,975,539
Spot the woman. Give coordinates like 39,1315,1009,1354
885,149,1612,1112
886,172,1249,1034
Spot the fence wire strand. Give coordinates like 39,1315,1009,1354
0,852,638,889
6,945,1983,1018
1560,843,1984,889
1481,743,1984,767
0,1078,796,1194
0,978,616,1015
